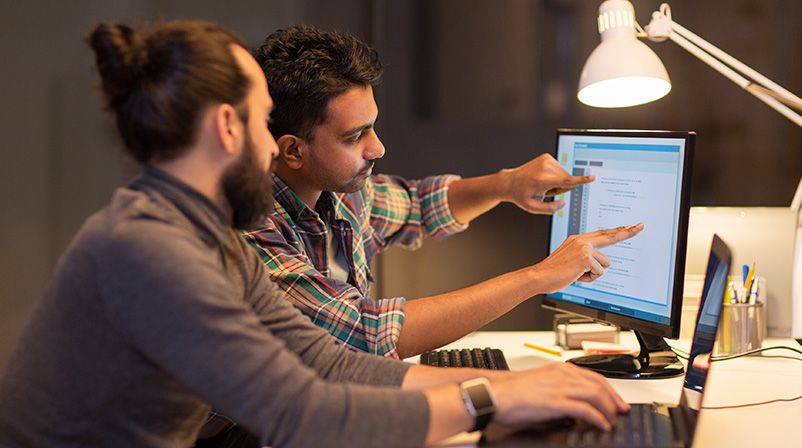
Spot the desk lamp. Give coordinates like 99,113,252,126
579,0,802,345
577,0,802,128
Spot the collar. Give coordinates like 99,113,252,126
131,166,231,244
271,173,342,222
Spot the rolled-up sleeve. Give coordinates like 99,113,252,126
243,173,468,359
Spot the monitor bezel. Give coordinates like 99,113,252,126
543,128,696,340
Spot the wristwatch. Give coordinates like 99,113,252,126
459,377,498,432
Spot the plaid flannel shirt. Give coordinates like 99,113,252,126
243,172,467,358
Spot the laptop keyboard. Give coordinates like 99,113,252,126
419,347,509,370
565,403,677,447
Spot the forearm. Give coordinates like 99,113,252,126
423,384,474,445
404,365,507,446
395,224,646,359
445,171,508,225
395,267,541,359
447,154,596,222
407,362,630,445
402,364,508,389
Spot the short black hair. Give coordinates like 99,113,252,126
252,25,383,141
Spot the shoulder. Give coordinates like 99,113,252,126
88,188,220,278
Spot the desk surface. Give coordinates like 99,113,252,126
423,331,802,447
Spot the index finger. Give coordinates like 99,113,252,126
588,223,645,250
547,175,596,196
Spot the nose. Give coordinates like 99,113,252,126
266,133,279,160
261,134,280,171
365,130,385,161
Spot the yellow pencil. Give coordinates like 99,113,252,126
524,343,562,357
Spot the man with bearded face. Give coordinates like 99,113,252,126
0,19,633,448
221,131,275,230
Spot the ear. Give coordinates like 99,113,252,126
212,103,243,158
276,134,305,170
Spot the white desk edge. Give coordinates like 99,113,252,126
416,331,802,447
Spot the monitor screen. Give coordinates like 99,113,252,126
543,129,695,378
545,129,695,337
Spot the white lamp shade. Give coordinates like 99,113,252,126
578,33,672,107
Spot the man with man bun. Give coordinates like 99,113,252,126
0,19,631,448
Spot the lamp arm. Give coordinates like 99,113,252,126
668,24,802,128
646,5,802,128
669,21,802,110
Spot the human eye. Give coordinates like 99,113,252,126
346,132,362,144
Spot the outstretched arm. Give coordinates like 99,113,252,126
402,362,630,445
395,223,644,358
446,153,595,224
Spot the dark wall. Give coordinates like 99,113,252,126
1,0,800,368
373,0,802,331
0,0,374,368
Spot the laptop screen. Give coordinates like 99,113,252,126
682,234,731,411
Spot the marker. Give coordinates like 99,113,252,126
725,279,733,304
742,264,749,286
524,343,562,357
743,263,755,288
743,263,756,303
724,283,738,303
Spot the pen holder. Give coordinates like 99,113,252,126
716,302,766,356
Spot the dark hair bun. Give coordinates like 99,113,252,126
87,23,148,108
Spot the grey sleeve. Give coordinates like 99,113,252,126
101,221,430,448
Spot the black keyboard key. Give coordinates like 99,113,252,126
438,349,450,367
460,349,474,368
484,347,497,370
449,349,461,367
472,348,487,369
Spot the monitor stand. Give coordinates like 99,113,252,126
566,331,684,379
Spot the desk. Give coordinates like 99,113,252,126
422,331,802,447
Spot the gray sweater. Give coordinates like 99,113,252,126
0,167,429,448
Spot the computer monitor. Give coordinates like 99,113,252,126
543,128,695,379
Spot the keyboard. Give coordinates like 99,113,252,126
563,402,679,447
419,347,509,370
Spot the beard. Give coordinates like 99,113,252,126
220,134,274,230
312,158,375,194
342,160,375,193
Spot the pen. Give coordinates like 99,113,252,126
524,343,562,357
727,279,739,304
742,264,749,286
748,274,759,304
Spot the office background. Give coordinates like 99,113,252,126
1,0,800,369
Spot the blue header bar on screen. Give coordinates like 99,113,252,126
575,142,680,152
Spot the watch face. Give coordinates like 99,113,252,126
466,383,496,414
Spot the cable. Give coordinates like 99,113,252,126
666,344,802,362
702,394,802,410
664,344,802,410
712,345,802,361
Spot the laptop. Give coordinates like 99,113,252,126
482,234,732,447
